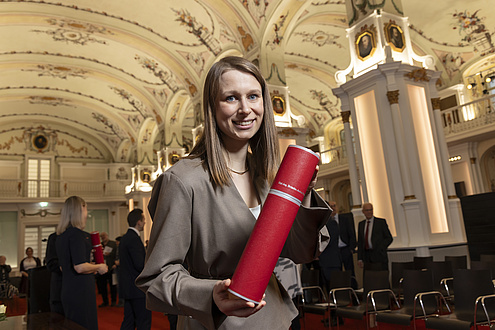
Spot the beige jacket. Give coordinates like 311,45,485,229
136,157,330,329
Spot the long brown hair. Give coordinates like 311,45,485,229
188,56,280,186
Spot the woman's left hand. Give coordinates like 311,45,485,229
302,165,319,207
213,279,266,318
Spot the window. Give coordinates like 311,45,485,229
24,225,56,263
27,158,51,198
0,211,18,265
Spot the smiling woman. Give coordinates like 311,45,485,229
135,56,331,329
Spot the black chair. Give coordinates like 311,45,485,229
422,269,495,330
445,255,468,271
480,254,495,263
300,268,330,328
325,270,354,328
391,261,414,302
27,266,51,314
334,270,398,329
428,261,454,300
413,256,433,270
375,269,439,329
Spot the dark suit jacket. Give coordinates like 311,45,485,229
337,213,356,252
319,217,341,268
119,228,146,300
357,217,393,264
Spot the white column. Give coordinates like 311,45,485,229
342,111,362,208
387,90,414,199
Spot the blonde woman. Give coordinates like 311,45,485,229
56,196,108,329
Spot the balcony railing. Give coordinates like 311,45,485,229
442,93,495,137
0,179,130,199
320,145,349,168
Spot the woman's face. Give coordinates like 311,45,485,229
26,248,33,257
215,70,264,148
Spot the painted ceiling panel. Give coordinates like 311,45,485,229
0,0,495,163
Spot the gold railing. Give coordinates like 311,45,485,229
0,179,130,199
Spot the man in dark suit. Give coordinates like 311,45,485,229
119,209,152,329
357,203,393,271
97,231,117,307
328,201,358,289
319,202,358,289
318,207,341,291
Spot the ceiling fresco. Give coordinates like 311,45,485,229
0,0,494,163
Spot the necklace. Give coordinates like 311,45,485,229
228,167,249,175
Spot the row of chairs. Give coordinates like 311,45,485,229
300,267,495,329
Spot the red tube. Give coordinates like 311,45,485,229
90,231,105,264
228,145,320,303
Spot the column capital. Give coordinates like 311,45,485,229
431,97,441,110
341,111,351,123
387,90,400,105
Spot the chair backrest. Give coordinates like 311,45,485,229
364,270,391,311
413,256,433,270
301,268,320,287
363,270,390,295
391,261,414,291
329,270,352,305
445,255,468,271
402,269,434,312
480,254,495,263
470,261,495,279
27,266,51,314
428,261,453,291
453,269,494,321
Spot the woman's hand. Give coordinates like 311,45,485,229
212,279,266,318
97,264,108,275
302,165,319,207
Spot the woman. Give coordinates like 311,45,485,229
136,56,331,329
19,247,41,294
56,196,108,329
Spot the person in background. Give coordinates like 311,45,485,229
19,247,41,294
357,203,393,271
56,196,108,329
136,56,330,329
97,231,117,307
0,255,17,299
119,209,152,329
327,201,357,289
45,232,64,315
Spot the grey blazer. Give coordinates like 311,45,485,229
136,157,331,330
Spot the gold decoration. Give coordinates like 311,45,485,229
470,157,476,164
431,98,441,110
279,128,298,137
341,111,351,123
168,152,181,165
404,195,416,200
355,24,377,61
387,90,400,104
404,68,430,82
383,21,405,52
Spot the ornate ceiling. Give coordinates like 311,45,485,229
1,0,494,163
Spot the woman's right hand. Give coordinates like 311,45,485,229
97,264,108,275
212,279,266,318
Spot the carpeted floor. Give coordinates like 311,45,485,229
3,294,435,329
0,295,438,330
